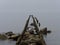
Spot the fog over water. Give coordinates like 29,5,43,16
0,0,60,45
0,0,60,33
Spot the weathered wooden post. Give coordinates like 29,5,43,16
16,15,46,45
32,15,46,45
32,15,40,34
16,15,31,45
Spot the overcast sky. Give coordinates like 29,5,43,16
0,0,60,33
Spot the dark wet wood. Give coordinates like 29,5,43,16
16,15,46,45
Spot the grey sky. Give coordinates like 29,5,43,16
0,0,60,33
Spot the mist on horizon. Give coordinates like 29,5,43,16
0,0,60,33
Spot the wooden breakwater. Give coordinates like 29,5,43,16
0,15,51,45
16,15,47,45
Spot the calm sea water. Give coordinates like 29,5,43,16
45,30,60,45
0,30,60,45
0,40,16,45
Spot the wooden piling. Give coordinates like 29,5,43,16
16,15,46,45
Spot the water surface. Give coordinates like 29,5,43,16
0,40,16,45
